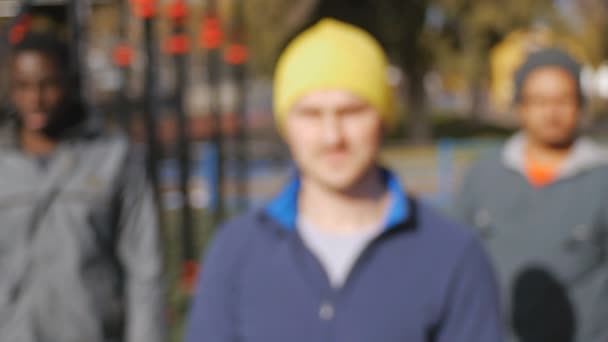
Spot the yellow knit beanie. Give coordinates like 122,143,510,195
273,18,395,130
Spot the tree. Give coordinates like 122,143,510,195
241,0,576,140
427,0,559,120
571,0,608,64
243,0,317,75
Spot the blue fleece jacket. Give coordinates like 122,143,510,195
186,170,503,342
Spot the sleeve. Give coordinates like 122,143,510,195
117,157,167,342
435,238,504,342
594,181,608,340
185,222,243,342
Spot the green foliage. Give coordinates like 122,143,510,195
241,0,607,141
243,0,318,75
428,0,559,74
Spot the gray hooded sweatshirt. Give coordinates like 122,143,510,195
454,133,608,342
0,121,165,342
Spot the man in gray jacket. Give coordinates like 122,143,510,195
0,33,165,342
454,48,608,342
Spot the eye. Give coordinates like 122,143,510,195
338,103,370,116
13,80,29,90
42,78,63,89
556,96,578,108
295,107,321,118
521,95,545,107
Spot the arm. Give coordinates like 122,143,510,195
185,221,244,342
435,238,503,342
117,158,166,342
594,180,608,341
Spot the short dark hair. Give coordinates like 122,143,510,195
11,32,70,71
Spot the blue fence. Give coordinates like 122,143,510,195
159,139,509,213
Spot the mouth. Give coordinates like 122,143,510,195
323,151,349,164
22,111,49,131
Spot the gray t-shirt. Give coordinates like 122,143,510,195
297,215,383,288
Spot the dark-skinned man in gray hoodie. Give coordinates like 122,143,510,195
454,48,608,342
0,32,165,342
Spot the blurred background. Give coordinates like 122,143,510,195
1,0,607,340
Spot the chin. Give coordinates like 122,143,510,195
318,168,372,192
538,133,576,149
306,170,354,191
547,140,576,149
22,125,48,134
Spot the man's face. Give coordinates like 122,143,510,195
284,89,383,192
10,51,67,134
517,66,581,148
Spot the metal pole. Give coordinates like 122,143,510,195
202,0,224,226
139,0,162,208
115,0,131,131
67,0,81,84
226,0,248,211
68,0,93,116
167,0,194,264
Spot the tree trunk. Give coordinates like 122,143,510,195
406,68,432,143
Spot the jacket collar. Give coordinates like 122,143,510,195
502,132,608,181
265,167,410,232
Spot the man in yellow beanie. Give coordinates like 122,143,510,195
186,18,502,342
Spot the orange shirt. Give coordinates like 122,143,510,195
525,158,560,187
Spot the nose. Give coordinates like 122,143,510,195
320,111,344,146
24,85,44,111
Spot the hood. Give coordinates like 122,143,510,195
502,132,608,182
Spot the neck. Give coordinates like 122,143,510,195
524,135,575,167
299,167,390,234
20,129,58,156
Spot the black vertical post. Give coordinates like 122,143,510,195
138,0,162,208
167,0,194,265
115,0,132,131
67,0,82,85
67,0,92,116
225,0,248,211
201,0,224,226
